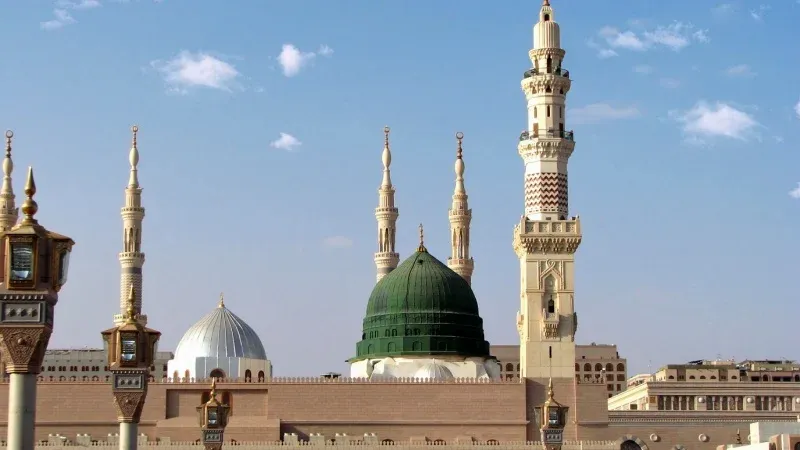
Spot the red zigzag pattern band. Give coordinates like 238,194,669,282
525,172,568,215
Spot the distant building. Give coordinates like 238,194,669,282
609,359,800,412
4,348,174,382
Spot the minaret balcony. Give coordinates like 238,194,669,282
523,67,570,79
519,129,574,142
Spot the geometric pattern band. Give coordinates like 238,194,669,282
524,172,568,216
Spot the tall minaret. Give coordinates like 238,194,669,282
0,131,19,232
447,132,474,285
374,126,400,282
115,125,147,326
514,0,582,380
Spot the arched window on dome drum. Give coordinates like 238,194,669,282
412,342,422,351
257,370,265,382
387,342,396,352
620,440,641,450
245,369,252,382
367,344,374,354
222,392,233,416
210,368,225,380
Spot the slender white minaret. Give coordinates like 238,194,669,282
115,125,147,326
447,132,474,285
0,131,19,232
514,0,582,380
374,126,399,282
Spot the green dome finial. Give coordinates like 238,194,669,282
417,223,427,253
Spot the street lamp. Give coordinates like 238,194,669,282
534,379,569,450
101,285,161,450
0,165,74,450
197,379,230,450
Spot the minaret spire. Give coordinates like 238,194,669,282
115,125,147,326
0,131,19,231
447,132,474,285
374,126,400,283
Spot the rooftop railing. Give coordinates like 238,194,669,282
519,129,575,141
522,67,570,79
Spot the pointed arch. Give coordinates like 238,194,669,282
384,228,389,252
540,269,563,291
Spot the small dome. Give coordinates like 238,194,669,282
354,249,490,361
414,361,454,381
174,302,267,361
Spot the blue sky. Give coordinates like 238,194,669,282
0,0,798,377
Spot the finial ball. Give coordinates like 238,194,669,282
5,130,12,139
131,125,139,134
456,131,464,140
384,126,390,134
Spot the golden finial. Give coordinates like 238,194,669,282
455,131,464,159
19,166,38,224
547,377,555,401
208,377,217,400
131,125,138,148
417,223,427,253
218,292,225,308
4,131,12,159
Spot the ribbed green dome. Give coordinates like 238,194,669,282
352,248,490,361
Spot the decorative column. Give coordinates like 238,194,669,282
0,165,75,450
102,284,161,450
197,379,230,450
374,126,399,282
447,131,474,284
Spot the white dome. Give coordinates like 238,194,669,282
414,361,454,381
173,301,267,360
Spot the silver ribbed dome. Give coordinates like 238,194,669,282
413,361,454,381
173,300,267,360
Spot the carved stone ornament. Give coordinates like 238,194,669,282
113,391,147,422
0,326,50,373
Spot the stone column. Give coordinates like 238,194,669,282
111,368,149,450
119,422,138,450
0,326,52,450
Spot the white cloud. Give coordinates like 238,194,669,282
789,184,800,199
277,44,333,77
750,5,770,21
794,98,800,119
56,0,101,9
672,101,759,142
569,104,641,125
712,3,736,16
270,133,302,151
150,51,240,93
40,9,76,30
593,22,709,54
633,64,653,74
660,78,681,89
323,236,353,249
725,64,756,77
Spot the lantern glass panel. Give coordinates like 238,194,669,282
10,242,34,281
121,337,137,362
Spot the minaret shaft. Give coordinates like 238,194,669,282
374,126,399,282
115,126,147,326
447,132,474,285
514,1,582,380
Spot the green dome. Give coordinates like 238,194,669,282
352,247,490,361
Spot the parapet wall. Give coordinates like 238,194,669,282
0,443,619,450
15,377,524,385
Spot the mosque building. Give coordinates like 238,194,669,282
1,2,800,449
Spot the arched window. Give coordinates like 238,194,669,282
546,56,553,74
533,107,538,118
257,370,265,382
245,369,252,382
689,375,695,379
387,342,396,352
391,329,397,337
620,440,641,450
616,363,625,371
762,374,769,381
584,363,591,371
595,363,603,371
209,368,225,380
547,297,555,314
506,363,514,372
606,363,614,371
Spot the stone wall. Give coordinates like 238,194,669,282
0,443,620,450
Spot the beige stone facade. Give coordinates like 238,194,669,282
28,349,173,382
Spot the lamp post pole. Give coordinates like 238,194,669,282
0,163,75,450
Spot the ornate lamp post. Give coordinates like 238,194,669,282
0,166,75,450
197,379,230,450
101,286,161,450
534,379,569,450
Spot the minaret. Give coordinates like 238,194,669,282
115,125,147,326
514,0,582,379
447,132,474,285
374,126,400,282
0,131,19,232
